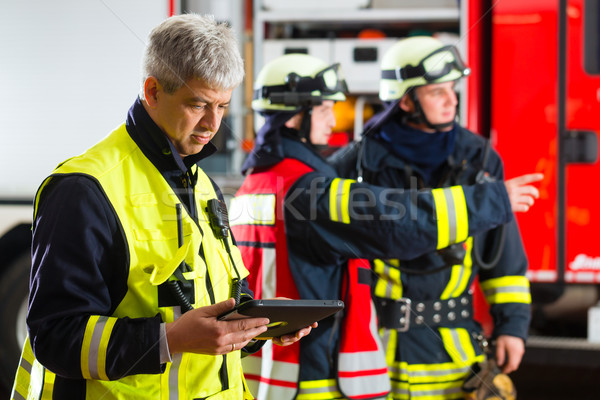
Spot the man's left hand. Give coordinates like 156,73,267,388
495,334,525,374
272,322,318,346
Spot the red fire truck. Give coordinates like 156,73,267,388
466,0,600,366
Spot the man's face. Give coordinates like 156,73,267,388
309,100,336,146
413,81,458,132
149,78,232,158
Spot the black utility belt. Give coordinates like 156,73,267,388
375,293,473,332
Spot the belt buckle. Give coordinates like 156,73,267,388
395,297,412,332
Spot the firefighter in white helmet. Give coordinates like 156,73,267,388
330,36,543,399
232,50,539,400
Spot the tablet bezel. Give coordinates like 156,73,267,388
217,299,344,339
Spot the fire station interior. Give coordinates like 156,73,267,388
1,0,600,399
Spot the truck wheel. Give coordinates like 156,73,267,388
0,252,30,391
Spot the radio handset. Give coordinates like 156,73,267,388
206,199,242,305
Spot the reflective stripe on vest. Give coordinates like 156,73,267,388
373,259,402,300
230,194,277,226
387,357,480,399
391,379,464,400
234,159,389,400
230,194,278,299
11,337,55,400
439,327,477,366
234,159,310,400
243,342,299,400
441,238,474,300
339,260,390,399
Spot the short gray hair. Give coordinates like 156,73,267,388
142,13,244,93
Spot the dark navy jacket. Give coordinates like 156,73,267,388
330,124,531,341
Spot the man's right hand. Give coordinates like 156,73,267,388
165,298,269,355
504,173,544,213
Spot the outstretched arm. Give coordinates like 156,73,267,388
286,173,515,262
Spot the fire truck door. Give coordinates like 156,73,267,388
560,0,600,283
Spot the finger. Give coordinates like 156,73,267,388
515,195,534,207
276,322,318,345
509,172,544,185
200,298,237,317
222,324,269,353
280,327,311,343
517,185,540,199
512,203,530,213
495,345,506,369
217,341,238,355
233,316,270,331
501,354,519,374
239,324,269,342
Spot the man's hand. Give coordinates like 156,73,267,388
495,335,525,374
165,298,269,355
272,322,319,346
504,173,544,212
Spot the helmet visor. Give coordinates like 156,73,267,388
419,45,470,81
382,45,470,83
314,63,349,95
254,63,348,107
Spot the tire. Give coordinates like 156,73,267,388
0,252,30,392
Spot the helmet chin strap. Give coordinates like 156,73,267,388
406,91,455,132
298,108,314,145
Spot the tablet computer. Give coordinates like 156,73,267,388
217,299,344,339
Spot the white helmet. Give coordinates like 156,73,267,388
253,53,347,112
379,36,470,101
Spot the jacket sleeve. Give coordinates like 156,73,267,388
476,150,532,341
285,172,513,264
327,140,361,178
29,176,163,380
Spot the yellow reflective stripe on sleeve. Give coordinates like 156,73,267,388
340,179,353,224
229,194,276,226
81,315,117,380
432,188,450,249
480,276,532,304
451,186,468,242
432,187,468,250
329,178,341,222
329,178,354,224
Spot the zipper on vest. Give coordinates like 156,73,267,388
178,171,198,222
